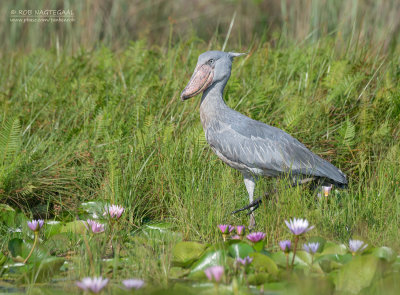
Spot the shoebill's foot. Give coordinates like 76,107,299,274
231,196,263,215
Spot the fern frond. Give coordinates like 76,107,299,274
196,128,207,147
95,112,107,140
0,118,21,166
342,119,355,146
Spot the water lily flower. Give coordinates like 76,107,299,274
24,220,44,263
349,239,368,254
279,240,291,253
85,219,105,234
303,242,320,254
235,225,245,236
204,265,224,283
285,218,314,236
323,185,333,197
217,224,234,234
122,278,145,290
231,235,241,240
246,232,266,243
103,204,124,220
27,220,44,232
76,277,109,293
236,256,253,266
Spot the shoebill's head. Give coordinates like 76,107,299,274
180,51,246,100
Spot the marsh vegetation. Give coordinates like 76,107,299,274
0,0,400,294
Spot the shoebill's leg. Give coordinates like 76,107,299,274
243,174,257,229
231,174,263,215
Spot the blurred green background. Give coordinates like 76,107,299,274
1,0,399,52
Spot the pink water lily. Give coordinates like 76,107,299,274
285,218,314,235
349,239,368,254
303,242,320,254
323,185,333,196
76,277,109,293
204,265,224,283
122,278,145,290
217,224,234,234
236,256,253,266
84,219,105,234
27,220,44,232
235,225,245,235
279,240,291,253
103,204,124,220
246,232,266,243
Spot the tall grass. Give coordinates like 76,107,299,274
0,0,399,52
1,34,399,256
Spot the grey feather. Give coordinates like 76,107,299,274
205,109,347,184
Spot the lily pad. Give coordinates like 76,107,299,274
247,272,270,285
142,222,182,243
270,251,308,268
249,252,278,275
0,204,16,227
172,241,208,267
371,247,396,263
263,282,288,291
190,249,226,274
316,255,344,273
252,240,265,252
334,254,379,294
169,266,191,279
228,242,254,259
295,251,312,265
321,242,347,255
8,238,49,263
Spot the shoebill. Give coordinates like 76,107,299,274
180,51,347,228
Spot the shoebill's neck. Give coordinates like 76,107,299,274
200,79,230,128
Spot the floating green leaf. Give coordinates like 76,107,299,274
8,238,49,263
295,251,312,265
169,266,190,279
142,222,182,243
190,249,226,274
270,251,308,268
321,242,347,255
0,204,16,227
249,252,278,275
334,255,379,294
371,247,396,263
247,272,270,285
228,242,254,259
172,241,208,267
